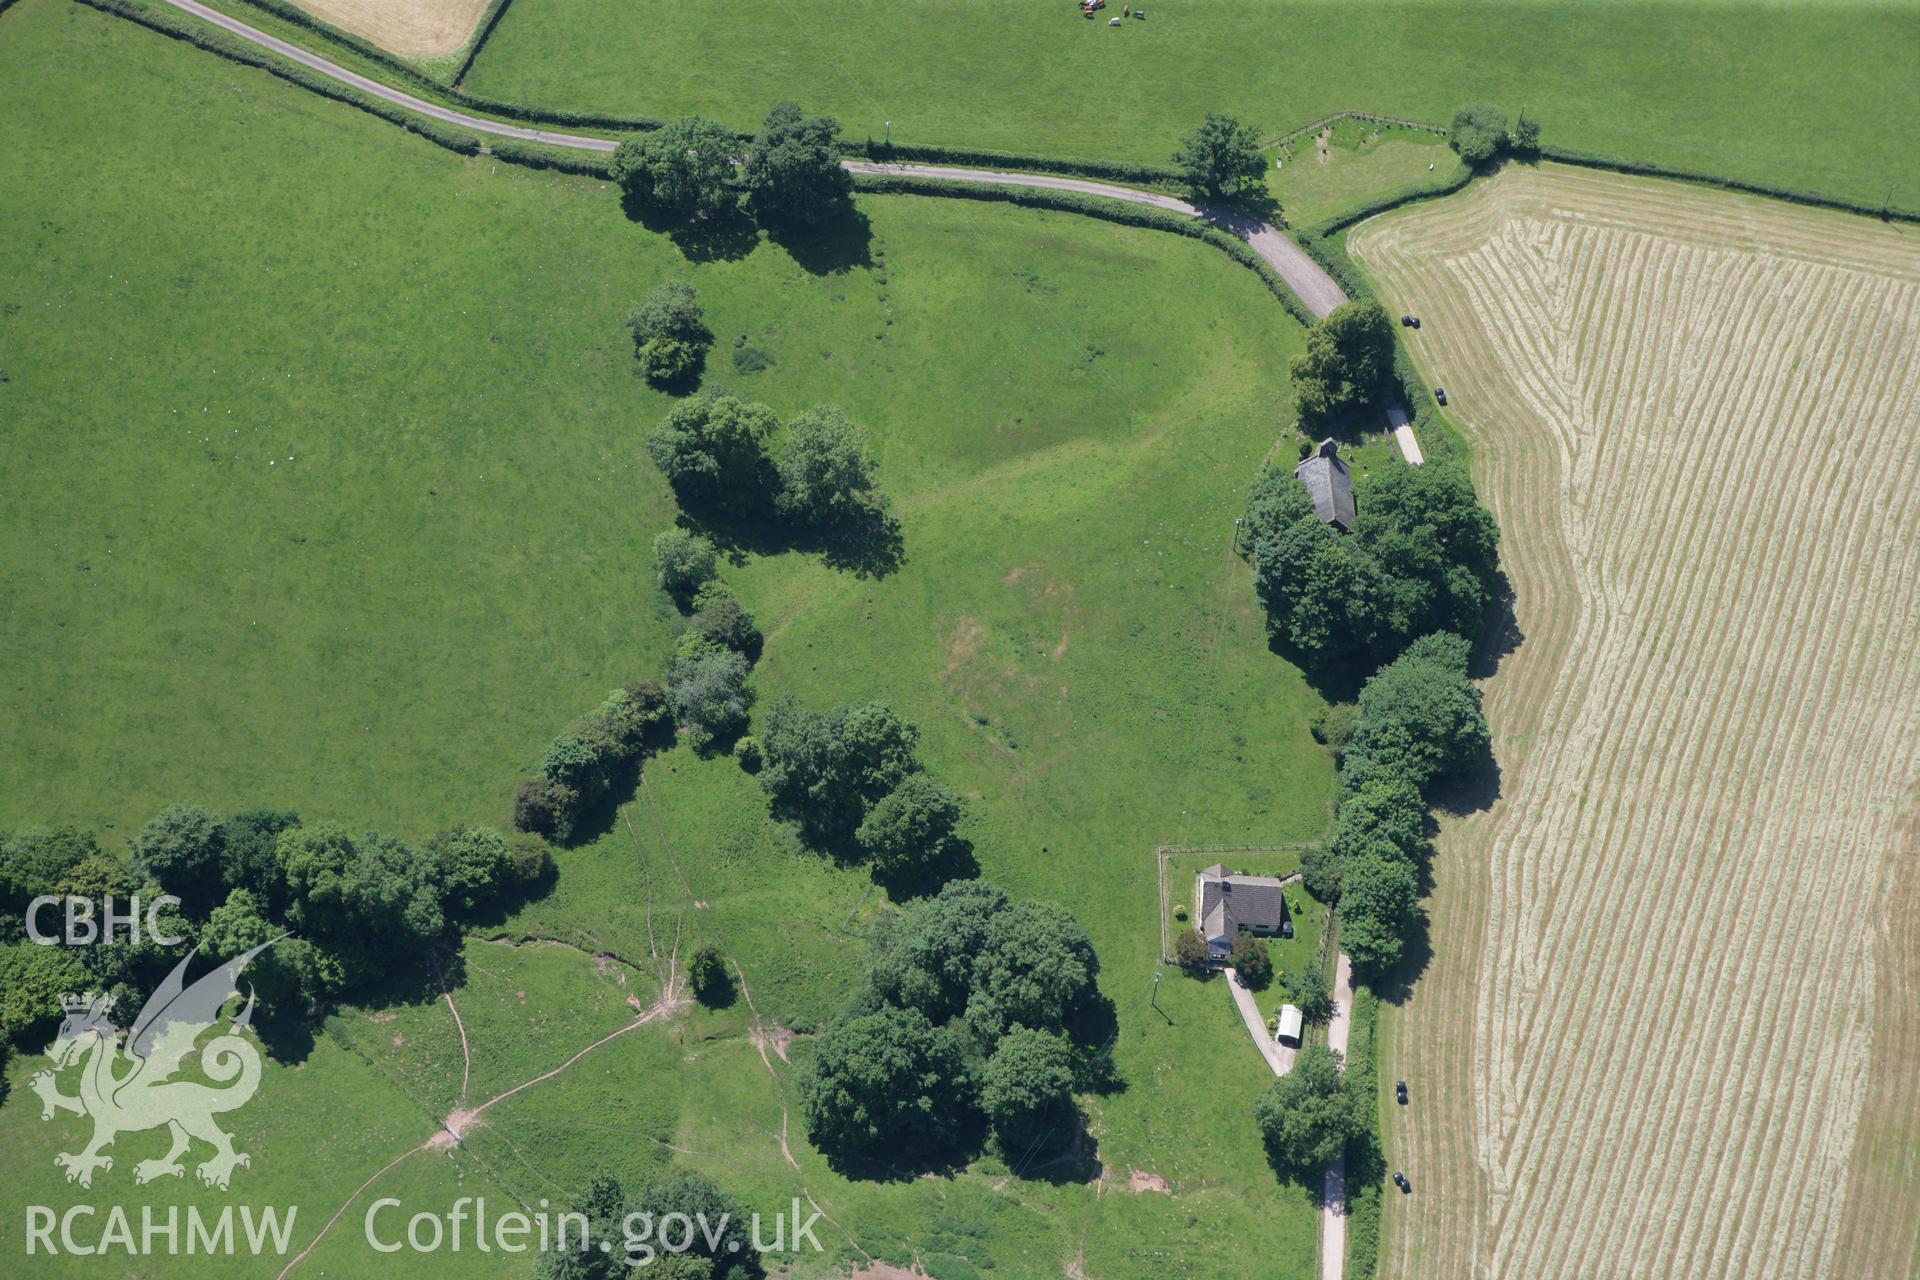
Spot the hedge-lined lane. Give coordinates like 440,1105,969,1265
150,0,1407,373
161,0,619,149
146,0,1432,463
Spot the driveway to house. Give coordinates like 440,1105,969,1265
152,0,1425,466
1224,951,1355,1279
1223,966,1296,1076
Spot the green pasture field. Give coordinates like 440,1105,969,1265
0,0,1340,1273
1267,121,1465,230
462,0,1920,210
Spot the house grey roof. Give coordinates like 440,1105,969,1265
1197,866,1288,942
1294,438,1356,531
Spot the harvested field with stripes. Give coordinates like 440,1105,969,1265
1349,166,1920,1279
291,0,492,58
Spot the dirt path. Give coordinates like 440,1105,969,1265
429,950,471,1105
732,960,869,1266
146,0,1422,464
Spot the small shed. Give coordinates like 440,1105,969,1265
1276,1004,1304,1045
1294,438,1356,532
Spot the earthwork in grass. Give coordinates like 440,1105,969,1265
0,1,1337,1274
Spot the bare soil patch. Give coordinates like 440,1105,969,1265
1127,1168,1170,1194
1350,165,1920,1280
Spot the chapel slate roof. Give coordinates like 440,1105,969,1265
1294,438,1356,531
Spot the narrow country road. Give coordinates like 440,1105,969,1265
151,0,1424,464
1320,952,1356,1280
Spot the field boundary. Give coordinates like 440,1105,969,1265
450,0,513,85
88,0,1920,238
1269,110,1448,150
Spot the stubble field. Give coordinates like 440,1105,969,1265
290,0,493,58
1349,165,1920,1279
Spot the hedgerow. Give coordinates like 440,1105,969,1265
220,0,665,132
1343,986,1385,1278
858,138,1184,188
1539,145,1919,225
76,0,483,156
1303,164,1475,238
483,138,613,178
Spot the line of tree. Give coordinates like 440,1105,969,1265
646,390,893,540
514,569,767,844
611,101,855,229
1245,453,1501,688
513,682,675,841
751,696,969,890
800,879,1110,1168
0,807,554,1042
1300,633,1490,979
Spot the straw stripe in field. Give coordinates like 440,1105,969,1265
1348,165,1920,1280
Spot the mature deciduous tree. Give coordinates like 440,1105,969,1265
651,528,719,599
800,1006,970,1156
611,117,740,220
775,405,887,526
1289,301,1397,430
1254,1043,1356,1177
646,392,780,514
1450,103,1510,166
856,772,965,879
742,101,854,226
1173,112,1266,200
981,1025,1076,1153
624,282,712,386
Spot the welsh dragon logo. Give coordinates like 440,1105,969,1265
29,940,277,1191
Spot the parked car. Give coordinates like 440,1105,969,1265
1411,316,1421,329
1396,1079,1408,1105
1393,1171,1412,1194
1400,314,1414,327
1434,386,1448,405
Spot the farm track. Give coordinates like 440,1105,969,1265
1351,166,1920,1280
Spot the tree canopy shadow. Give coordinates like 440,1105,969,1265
1367,906,1433,1006
873,835,980,901
622,191,760,263
1470,569,1522,680
766,204,874,275
1007,1114,1102,1186
553,755,648,849
676,500,905,582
